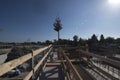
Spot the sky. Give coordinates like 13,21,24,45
0,0,120,42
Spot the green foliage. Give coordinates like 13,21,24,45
4,47,33,72
73,35,78,46
59,39,73,45
100,34,105,43
91,34,98,43
45,40,52,45
5,47,32,62
53,17,62,32
116,38,120,45
53,17,62,42
73,35,78,42
79,38,86,46
105,37,115,43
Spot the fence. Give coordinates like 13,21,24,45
0,45,52,80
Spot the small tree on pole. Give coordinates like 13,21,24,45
53,17,62,45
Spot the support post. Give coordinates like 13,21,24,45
31,50,35,80
85,44,89,52
116,69,119,78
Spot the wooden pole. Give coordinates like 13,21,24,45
31,50,35,80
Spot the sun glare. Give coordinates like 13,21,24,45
108,0,120,5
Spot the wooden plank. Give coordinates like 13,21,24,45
46,62,60,67
61,51,83,80
0,78,22,80
79,50,120,68
74,65,96,80
60,55,71,80
34,47,52,72
0,45,51,76
0,53,32,76
82,58,119,80
66,56,83,80
23,47,52,80
23,71,33,80
33,45,52,56
47,59,80,63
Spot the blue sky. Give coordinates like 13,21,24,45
0,0,120,42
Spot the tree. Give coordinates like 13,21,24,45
73,35,78,46
79,38,86,46
37,41,42,45
116,38,120,44
91,34,98,43
45,40,52,45
105,37,115,43
73,35,78,42
100,34,105,43
87,34,98,47
53,17,62,43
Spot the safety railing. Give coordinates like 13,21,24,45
60,45,120,80
59,48,83,80
78,49,120,80
79,49,120,68
0,45,52,80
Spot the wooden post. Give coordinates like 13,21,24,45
112,67,114,76
31,50,35,80
85,44,89,52
118,69,120,79
50,53,53,62
108,65,110,73
58,47,61,60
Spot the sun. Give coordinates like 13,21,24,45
108,0,120,5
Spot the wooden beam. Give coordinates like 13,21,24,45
61,51,83,80
82,58,119,80
60,56,71,80
0,78,22,80
0,53,32,76
47,59,80,63
0,45,51,76
23,47,52,80
79,50,120,68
